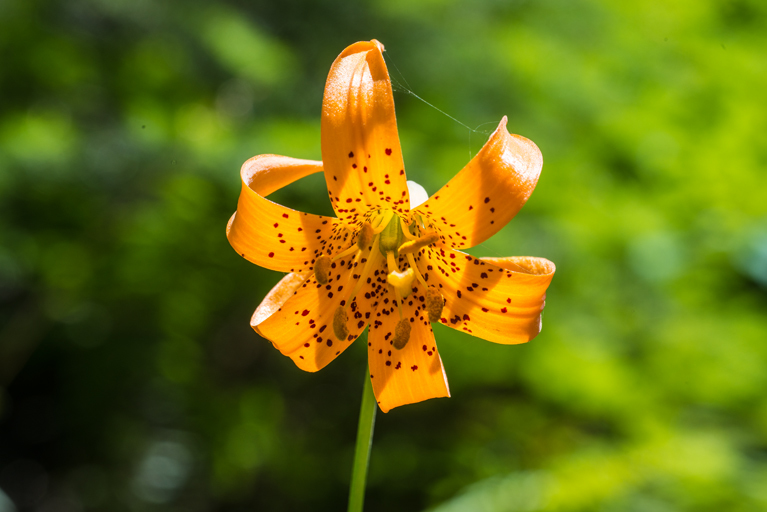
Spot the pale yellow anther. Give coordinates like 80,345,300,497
314,255,332,284
357,222,374,250
387,268,415,299
425,286,445,323
392,318,411,350
333,307,349,341
398,231,440,255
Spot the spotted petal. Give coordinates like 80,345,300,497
420,248,555,344
253,251,386,372
368,290,450,412
321,40,410,219
415,117,542,250
227,155,341,273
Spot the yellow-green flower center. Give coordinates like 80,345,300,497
325,208,444,347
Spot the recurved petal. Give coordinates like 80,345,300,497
368,291,450,412
227,155,341,273
321,40,410,219
253,251,384,372
420,247,555,344
414,117,542,249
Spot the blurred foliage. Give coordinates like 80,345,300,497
1,0,766,511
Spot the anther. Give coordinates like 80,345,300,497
314,255,332,284
398,232,440,255
357,222,374,250
425,287,444,323
333,307,349,341
392,318,411,349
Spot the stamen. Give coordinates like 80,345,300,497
398,232,439,255
333,307,349,341
314,255,332,284
332,243,358,262
357,221,374,250
425,287,445,323
372,209,395,234
406,253,428,289
392,319,411,349
344,237,382,310
398,216,417,241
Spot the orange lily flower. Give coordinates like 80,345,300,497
227,40,555,413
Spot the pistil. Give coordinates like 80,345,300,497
330,209,446,344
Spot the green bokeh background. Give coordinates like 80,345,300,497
1,0,766,510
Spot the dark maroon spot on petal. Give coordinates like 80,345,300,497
348,151,354,158
268,252,275,257
501,307,508,313
301,310,310,316
352,164,357,169
327,340,333,346
484,197,490,203
411,365,418,371
385,148,392,155
282,213,289,218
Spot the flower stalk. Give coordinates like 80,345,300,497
348,363,377,512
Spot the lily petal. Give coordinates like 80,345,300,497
253,253,386,372
321,40,410,218
420,248,555,344
415,117,542,249
368,291,450,412
227,155,342,273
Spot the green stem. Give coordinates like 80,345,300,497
347,365,377,512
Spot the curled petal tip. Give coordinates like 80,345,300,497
370,39,385,52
